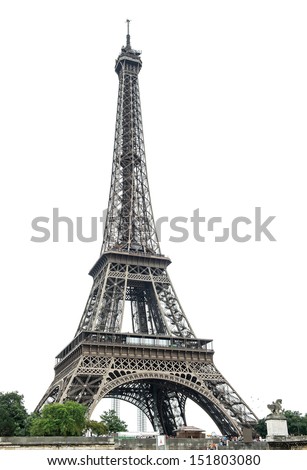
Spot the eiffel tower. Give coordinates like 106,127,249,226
36,23,258,436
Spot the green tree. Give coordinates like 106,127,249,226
0,391,28,436
86,420,107,436
30,401,87,436
99,410,128,433
254,418,267,438
284,410,307,436
24,412,39,436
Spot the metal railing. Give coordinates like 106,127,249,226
56,331,213,363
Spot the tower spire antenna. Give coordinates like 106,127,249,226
126,18,131,49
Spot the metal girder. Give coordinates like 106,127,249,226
101,42,159,256
36,340,258,436
76,258,195,338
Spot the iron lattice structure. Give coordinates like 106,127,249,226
36,27,258,436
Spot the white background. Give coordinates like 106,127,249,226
0,0,306,435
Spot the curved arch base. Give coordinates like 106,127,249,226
36,337,258,437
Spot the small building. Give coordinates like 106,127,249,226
174,426,206,439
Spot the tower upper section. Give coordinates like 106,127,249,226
115,22,142,76
101,25,161,256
